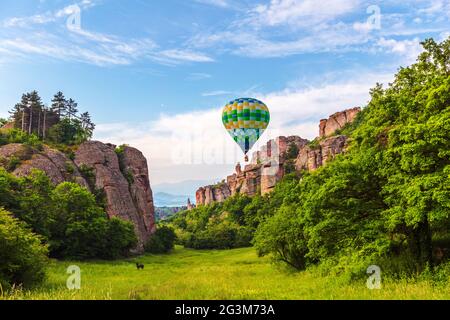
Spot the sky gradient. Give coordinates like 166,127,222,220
0,0,449,185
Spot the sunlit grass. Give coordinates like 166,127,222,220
2,246,449,300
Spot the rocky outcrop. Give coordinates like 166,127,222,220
195,107,361,206
196,183,231,206
295,135,348,171
0,143,89,188
196,136,306,205
74,141,155,252
0,140,156,253
319,107,360,138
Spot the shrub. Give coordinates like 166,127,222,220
145,226,176,253
49,182,137,259
0,208,48,289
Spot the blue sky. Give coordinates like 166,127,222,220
0,0,449,186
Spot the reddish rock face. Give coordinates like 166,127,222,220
121,146,157,239
195,107,361,206
74,141,155,252
0,143,89,188
319,107,361,137
195,183,231,206
295,135,348,171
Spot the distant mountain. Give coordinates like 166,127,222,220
153,192,190,207
155,206,186,222
153,179,220,203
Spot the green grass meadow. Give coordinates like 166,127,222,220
2,246,449,300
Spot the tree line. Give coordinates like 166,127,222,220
7,91,95,145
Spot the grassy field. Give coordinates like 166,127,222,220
2,246,449,300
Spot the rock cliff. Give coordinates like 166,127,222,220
319,107,360,138
195,107,361,206
0,140,156,252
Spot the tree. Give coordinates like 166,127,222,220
80,112,95,140
0,208,48,289
50,91,67,119
145,226,177,253
28,91,44,135
49,182,137,259
8,93,30,131
66,98,78,120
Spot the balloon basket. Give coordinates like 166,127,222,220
244,155,249,162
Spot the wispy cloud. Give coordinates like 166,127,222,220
0,1,214,67
375,37,422,63
189,0,448,60
202,90,233,97
246,0,360,28
194,0,230,8
187,73,212,81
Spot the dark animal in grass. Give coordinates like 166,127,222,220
136,262,144,270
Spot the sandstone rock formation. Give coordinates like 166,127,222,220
0,140,156,253
319,107,360,138
0,143,89,188
295,135,347,171
74,141,155,251
195,107,361,206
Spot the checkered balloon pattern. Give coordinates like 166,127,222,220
222,98,270,155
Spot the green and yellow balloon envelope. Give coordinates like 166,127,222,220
222,98,270,161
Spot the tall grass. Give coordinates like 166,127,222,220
1,246,449,300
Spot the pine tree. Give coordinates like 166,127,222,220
8,93,31,131
66,99,79,120
27,91,44,135
80,112,95,139
51,91,67,119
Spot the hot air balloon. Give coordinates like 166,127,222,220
222,98,270,162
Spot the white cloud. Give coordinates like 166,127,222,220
158,49,214,63
376,37,423,63
195,0,229,8
248,0,360,28
202,90,233,97
187,73,212,80
95,71,393,184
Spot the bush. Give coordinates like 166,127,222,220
145,226,176,253
49,182,137,259
0,208,48,289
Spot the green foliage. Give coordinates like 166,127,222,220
47,118,88,145
115,144,128,156
0,208,48,289
49,182,137,259
286,142,300,160
170,194,256,249
0,129,43,150
145,226,177,253
0,168,136,260
78,164,95,185
0,118,7,127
